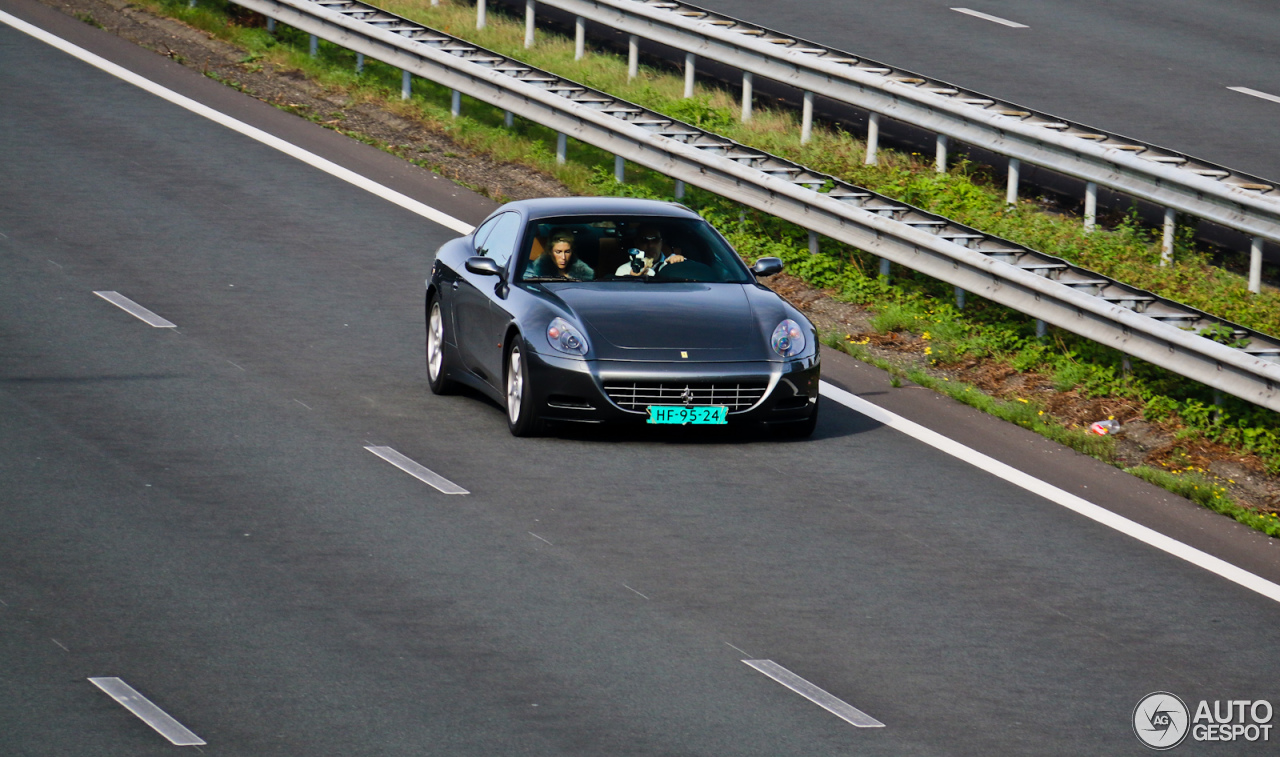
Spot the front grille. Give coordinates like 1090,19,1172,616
604,381,768,412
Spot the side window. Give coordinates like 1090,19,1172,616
471,214,503,253
476,212,522,268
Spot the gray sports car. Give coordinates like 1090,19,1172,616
425,197,820,436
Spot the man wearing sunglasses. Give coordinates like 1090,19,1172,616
615,224,686,277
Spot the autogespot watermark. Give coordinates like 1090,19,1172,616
1133,692,1274,750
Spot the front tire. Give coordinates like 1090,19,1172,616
426,295,456,395
505,337,543,437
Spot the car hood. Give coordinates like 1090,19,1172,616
546,282,759,353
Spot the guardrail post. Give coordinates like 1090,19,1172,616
865,113,880,165
683,53,696,98
614,155,625,182
879,257,890,280
266,17,275,33
504,110,513,128
524,0,535,48
674,180,685,199
451,90,461,118
801,91,814,144
309,34,318,58
556,133,566,164
1249,236,1264,294
401,70,411,100
1161,207,1175,266
808,231,818,255
1084,181,1097,232
574,16,585,60
627,35,638,80
356,52,363,73
741,72,753,122
477,0,486,29
1006,158,1019,206
935,134,948,173
955,287,965,310
1036,319,1047,338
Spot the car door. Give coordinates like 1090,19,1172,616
453,213,506,382
454,211,522,387
475,212,524,385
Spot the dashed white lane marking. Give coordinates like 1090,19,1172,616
622,583,649,599
1229,86,1280,105
528,531,554,546
820,381,1280,604
365,446,469,494
743,660,884,728
93,291,176,328
51,638,70,652
88,677,206,746
950,7,1028,27
0,10,474,236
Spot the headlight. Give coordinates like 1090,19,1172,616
771,319,806,358
547,317,589,356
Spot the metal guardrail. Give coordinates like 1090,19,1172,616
234,0,1280,411
518,0,1279,288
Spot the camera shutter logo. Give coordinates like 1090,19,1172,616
1134,692,1190,750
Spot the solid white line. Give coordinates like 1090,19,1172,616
743,660,884,728
819,381,1280,604
88,677,206,746
365,445,469,494
0,9,474,236
950,8,1028,27
93,291,176,328
1229,87,1280,105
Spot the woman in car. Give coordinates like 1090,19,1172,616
526,228,594,280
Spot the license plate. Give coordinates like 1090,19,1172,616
646,405,727,425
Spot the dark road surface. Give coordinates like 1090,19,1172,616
4,2,1280,753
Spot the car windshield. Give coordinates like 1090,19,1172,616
514,215,753,284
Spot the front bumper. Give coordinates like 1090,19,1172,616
524,350,820,425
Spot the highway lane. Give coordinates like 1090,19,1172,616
4,7,1280,754
688,0,1280,182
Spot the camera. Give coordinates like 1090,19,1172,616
627,247,646,274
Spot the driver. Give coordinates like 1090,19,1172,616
615,224,685,277
526,229,594,280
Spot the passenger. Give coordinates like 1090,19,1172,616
527,229,594,280
616,224,685,277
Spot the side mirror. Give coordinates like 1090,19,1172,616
465,256,504,276
751,257,784,277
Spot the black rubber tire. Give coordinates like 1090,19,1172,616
425,295,457,395
505,337,543,437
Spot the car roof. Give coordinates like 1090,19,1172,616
495,197,702,222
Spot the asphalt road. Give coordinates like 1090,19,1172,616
689,0,1280,183
4,2,1280,754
